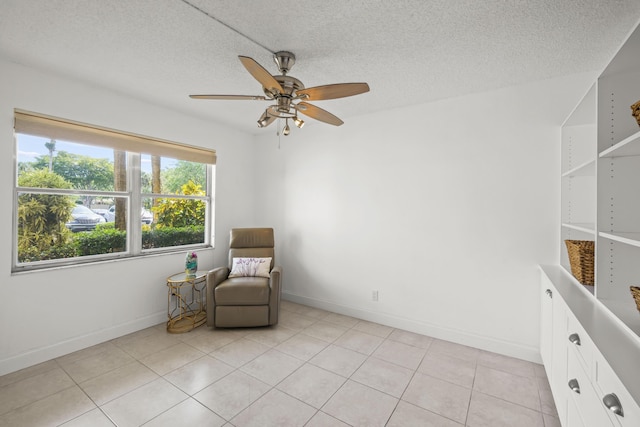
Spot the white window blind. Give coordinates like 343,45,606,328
14,109,216,164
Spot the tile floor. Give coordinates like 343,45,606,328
0,301,560,426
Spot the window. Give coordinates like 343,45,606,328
13,110,216,272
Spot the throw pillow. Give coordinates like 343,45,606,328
228,257,272,278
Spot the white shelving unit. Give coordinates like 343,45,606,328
560,22,640,341
549,20,640,426
560,84,597,276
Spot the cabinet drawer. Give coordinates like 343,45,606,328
567,394,586,427
566,311,594,375
594,350,640,427
567,345,615,427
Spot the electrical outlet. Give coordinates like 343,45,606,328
372,290,379,301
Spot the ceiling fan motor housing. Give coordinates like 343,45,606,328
262,75,304,97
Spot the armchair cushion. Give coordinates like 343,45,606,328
228,257,272,278
214,277,270,305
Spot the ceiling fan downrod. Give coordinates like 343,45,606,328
273,51,295,75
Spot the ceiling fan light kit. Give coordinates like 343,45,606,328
190,51,369,135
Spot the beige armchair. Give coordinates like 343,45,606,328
206,228,281,328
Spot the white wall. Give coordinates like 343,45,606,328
0,58,257,375
253,73,595,362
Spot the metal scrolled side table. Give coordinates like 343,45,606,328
166,270,207,333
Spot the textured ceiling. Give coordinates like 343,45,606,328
1,0,640,134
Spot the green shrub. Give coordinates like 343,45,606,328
143,225,204,249
73,223,204,254
19,221,203,262
74,225,127,256
18,242,77,262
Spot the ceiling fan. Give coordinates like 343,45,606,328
190,51,370,134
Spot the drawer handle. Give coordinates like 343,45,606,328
603,393,624,417
568,333,581,346
568,378,580,394
545,289,553,298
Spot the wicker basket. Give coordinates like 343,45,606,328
632,100,640,127
565,240,595,286
631,286,640,312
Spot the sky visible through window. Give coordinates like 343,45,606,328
17,134,177,173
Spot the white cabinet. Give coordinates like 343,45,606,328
540,266,640,427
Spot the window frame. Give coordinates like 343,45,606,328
12,110,215,273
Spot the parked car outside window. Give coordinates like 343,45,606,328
91,208,109,218
65,205,106,232
101,205,153,224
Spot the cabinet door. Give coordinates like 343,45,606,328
550,289,569,425
540,280,554,371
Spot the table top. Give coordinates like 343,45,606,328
167,270,207,283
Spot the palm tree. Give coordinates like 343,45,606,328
114,150,127,231
151,155,161,223
44,139,56,171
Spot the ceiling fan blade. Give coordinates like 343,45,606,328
296,83,370,101
189,94,266,100
238,56,284,95
296,102,344,126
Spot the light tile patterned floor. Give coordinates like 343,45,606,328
0,301,560,426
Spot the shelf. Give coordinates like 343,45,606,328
598,298,640,338
562,223,596,235
599,231,640,248
561,159,595,177
599,130,640,158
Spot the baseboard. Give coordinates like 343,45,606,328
0,311,166,376
282,292,542,364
